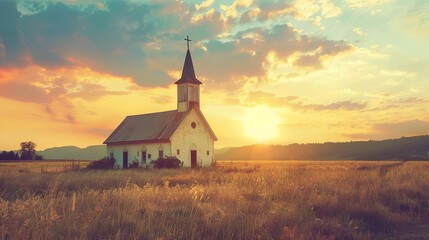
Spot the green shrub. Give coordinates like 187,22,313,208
151,156,182,169
87,157,115,169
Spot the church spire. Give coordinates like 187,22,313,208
175,36,202,85
176,35,202,112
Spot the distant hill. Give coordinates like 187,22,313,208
214,147,234,156
35,136,429,161
216,136,429,161
38,145,106,160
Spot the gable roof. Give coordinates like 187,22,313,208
103,110,187,145
103,106,217,145
174,50,202,85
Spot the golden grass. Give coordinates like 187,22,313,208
0,160,89,173
1,160,429,239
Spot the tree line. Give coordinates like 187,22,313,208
217,135,429,161
0,141,43,160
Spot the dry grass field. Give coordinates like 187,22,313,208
1,160,429,239
0,160,89,173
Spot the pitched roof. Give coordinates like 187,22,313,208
174,50,202,85
104,106,218,145
103,110,187,145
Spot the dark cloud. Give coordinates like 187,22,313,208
244,90,366,111
346,120,429,140
257,1,294,21
198,24,351,89
0,1,30,67
239,9,259,23
0,0,352,90
0,1,173,85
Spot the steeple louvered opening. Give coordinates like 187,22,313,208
176,47,202,112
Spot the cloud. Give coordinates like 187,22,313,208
0,81,52,103
197,24,351,89
0,0,352,93
195,0,214,10
292,0,342,20
302,101,367,111
0,1,179,86
239,8,261,23
0,65,133,125
398,1,429,40
67,82,128,101
220,0,253,19
243,91,299,107
0,1,31,67
257,1,293,20
256,0,341,23
346,120,429,140
346,0,393,9
243,91,367,111
353,27,367,36
320,0,342,18
394,97,429,104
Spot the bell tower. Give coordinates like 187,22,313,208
175,35,202,112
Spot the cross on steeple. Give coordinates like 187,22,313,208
184,35,191,50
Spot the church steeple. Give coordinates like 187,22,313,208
174,49,202,85
176,36,202,112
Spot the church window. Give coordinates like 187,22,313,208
191,122,196,129
207,150,210,156
110,152,114,159
142,151,147,164
148,154,151,159
177,149,180,155
159,150,164,159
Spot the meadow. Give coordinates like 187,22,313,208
1,160,429,239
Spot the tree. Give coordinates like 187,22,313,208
0,151,19,160
7,151,15,160
20,141,37,160
0,151,6,160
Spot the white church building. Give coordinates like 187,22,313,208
104,39,217,168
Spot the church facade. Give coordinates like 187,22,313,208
103,42,217,168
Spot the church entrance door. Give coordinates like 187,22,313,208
141,151,147,164
191,150,197,168
123,152,128,169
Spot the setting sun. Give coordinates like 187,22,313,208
243,105,282,141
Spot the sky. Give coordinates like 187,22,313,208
0,0,428,150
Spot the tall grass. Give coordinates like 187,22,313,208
1,161,429,239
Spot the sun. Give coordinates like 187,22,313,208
242,105,282,141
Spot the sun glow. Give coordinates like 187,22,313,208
242,105,282,141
